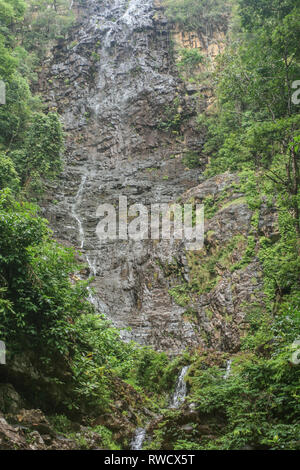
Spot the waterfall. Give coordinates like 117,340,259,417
130,365,190,449
130,427,147,450
71,174,87,249
223,359,232,380
170,365,190,409
47,0,202,350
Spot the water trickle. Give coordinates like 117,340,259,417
71,175,101,309
223,359,232,380
71,174,87,249
86,255,97,277
170,365,190,409
130,427,147,450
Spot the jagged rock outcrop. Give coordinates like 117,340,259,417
40,0,205,352
0,370,151,449
112,172,277,354
39,0,275,354
170,173,277,352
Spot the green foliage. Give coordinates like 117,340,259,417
177,48,204,78
135,347,182,395
164,0,230,34
182,150,201,169
0,0,26,23
0,74,34,148
48,413,73,434
0,1,68,195
258,217,300,302
21,0,75,58
0,189,92,360
21,112,64,187
169,284,190,306
0,39,17,79
231,235,255,272
202,0,300,182
177,48,203,68
73,314,138,380
237,0,298,31
157,97,184,134
92,425,121,450
49,415,120,449
0,153,19,191
0,79,63,194
186,314,300,450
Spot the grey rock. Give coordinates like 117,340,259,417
39,2,273,354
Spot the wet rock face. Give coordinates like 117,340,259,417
41,0,204,352
40,1,273,354
114,172,277,355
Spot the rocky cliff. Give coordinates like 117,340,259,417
40,0,273,355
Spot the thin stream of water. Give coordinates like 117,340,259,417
71,174,87,250
223,359,232,380
169,365,190,409
130,365,190,450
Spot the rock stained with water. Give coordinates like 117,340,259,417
40,0,276,355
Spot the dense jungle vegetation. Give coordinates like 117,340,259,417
162,0,300,450
0,0,299,450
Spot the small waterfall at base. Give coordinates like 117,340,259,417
130,366,190,449
170,365,190,409
130,427,147,451
223,359,232,380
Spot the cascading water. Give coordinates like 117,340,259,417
170,365,190,409
223,359,232,380
130,365,190,449
130,428,147,451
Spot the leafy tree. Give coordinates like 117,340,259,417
202,0,300,233
238,0,298,30
0,74,34,147
0,188,102,387
177,48,204,77
0,153,19,190
21,0,74,57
